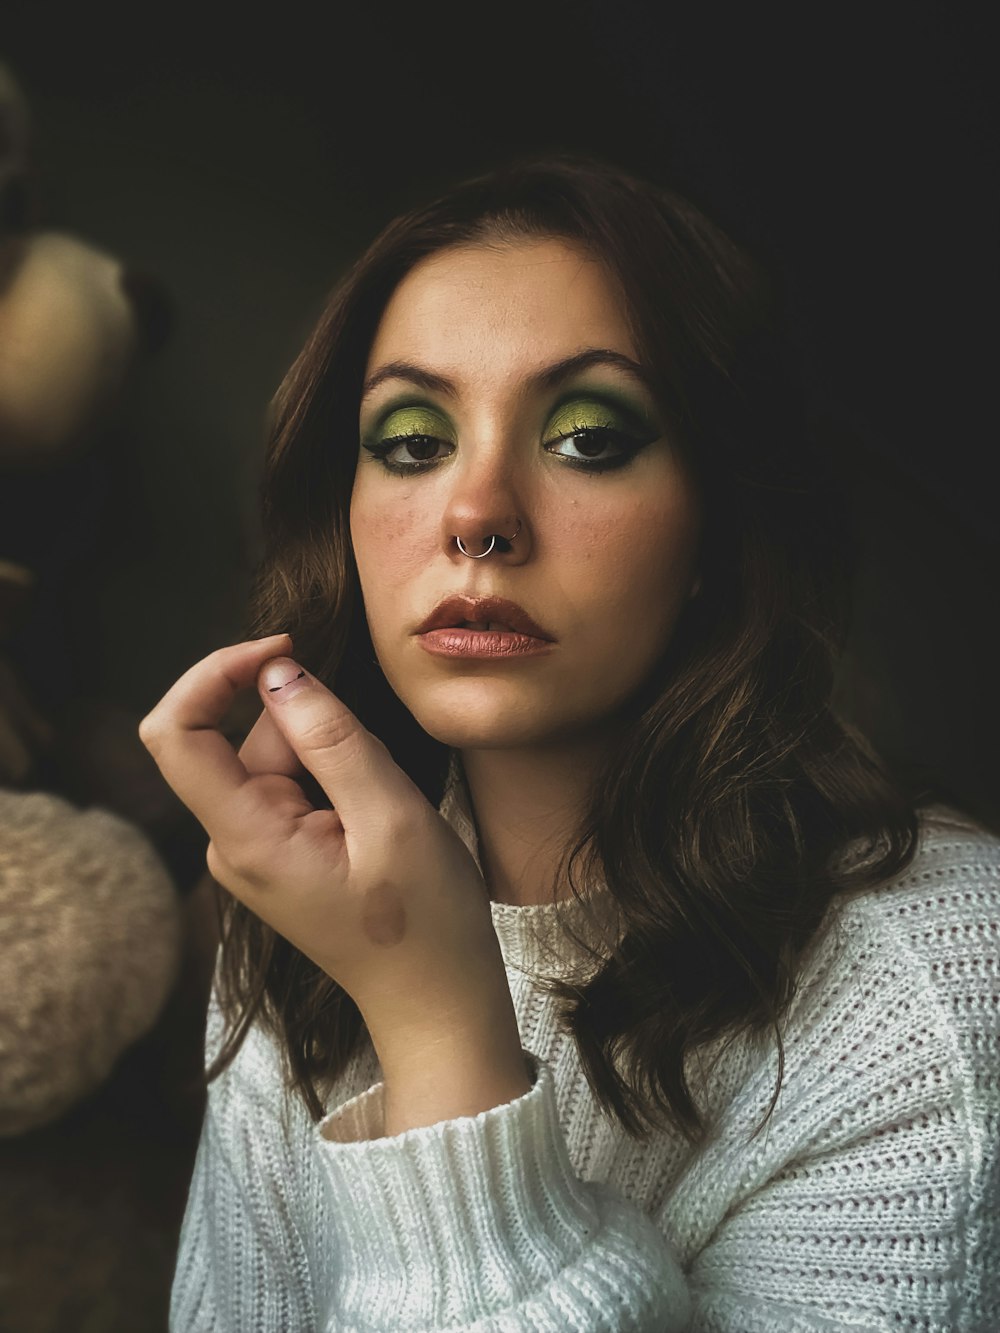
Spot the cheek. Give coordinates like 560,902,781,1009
352,495,425,587
567,489,700,661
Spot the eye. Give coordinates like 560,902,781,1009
542,394,658,473
361,432,454,474
545,425,644,471
359,403,456,474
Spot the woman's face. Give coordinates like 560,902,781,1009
350,235,703,753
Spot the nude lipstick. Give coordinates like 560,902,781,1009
415,594,556,659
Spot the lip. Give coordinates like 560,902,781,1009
417,628,555,659
415,594,556,642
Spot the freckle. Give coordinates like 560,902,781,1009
361,881,407,946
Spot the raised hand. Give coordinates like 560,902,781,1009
137,634,519,1079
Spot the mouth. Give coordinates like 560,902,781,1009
416,594,556,642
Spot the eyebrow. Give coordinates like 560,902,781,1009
360,348,655,401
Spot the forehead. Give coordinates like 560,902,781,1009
365,237,636,374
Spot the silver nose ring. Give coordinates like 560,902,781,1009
456,518,521,558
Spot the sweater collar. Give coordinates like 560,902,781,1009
438,750,619,982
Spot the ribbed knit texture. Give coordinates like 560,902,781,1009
170,758,1000,1332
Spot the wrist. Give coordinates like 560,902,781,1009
370,985,531,1136
381,1037,533,1137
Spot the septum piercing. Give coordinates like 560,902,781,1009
455,519,522,558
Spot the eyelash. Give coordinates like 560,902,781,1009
361,426,645,476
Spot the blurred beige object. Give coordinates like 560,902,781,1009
0,232,139,467
0,790,182,1135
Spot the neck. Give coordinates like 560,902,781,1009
458,738,610,907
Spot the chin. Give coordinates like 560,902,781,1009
391,668,589,749
412,696,599,755
415,718,543,751
405,700,549,752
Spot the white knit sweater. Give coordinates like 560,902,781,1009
169,766,1000,1332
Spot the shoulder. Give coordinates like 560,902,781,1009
795,800,1000,1022
710,800,1000,1166
667,807,1000,1309
841,801,1000,968
774,800,1000,1138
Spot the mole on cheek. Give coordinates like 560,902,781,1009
361,881,408,946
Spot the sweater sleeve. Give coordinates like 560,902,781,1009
314,1046,692,1331
169,989,321,1332
169,986,691,1333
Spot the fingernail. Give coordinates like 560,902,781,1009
260,657,310,702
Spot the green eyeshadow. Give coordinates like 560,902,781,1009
545,391,658,440
376,404,454,440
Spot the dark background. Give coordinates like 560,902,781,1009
0,3,997,1327
4,2,998,813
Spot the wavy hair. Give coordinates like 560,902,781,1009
205,154,930,1146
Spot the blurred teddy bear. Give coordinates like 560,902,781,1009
0,63,199,1136
0,559,183,1136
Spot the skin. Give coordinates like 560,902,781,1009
137,235,705,1132
351,236,704,906
138,634,534,1133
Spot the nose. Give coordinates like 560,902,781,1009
441,442,530,563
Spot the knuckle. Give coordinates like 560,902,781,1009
205,840,225,880
300,711,362,754
207,838,269,893
302,725,373,780
226,843,266,886
137,713,163,751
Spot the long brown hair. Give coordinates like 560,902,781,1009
207,154,929,1146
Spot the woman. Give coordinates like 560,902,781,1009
141,156,1000,1331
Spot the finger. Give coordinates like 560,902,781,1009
238,706,304,779
139,633,293,835
239,709,337,813
256,655,422,832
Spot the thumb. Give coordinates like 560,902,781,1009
256,655,417,830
